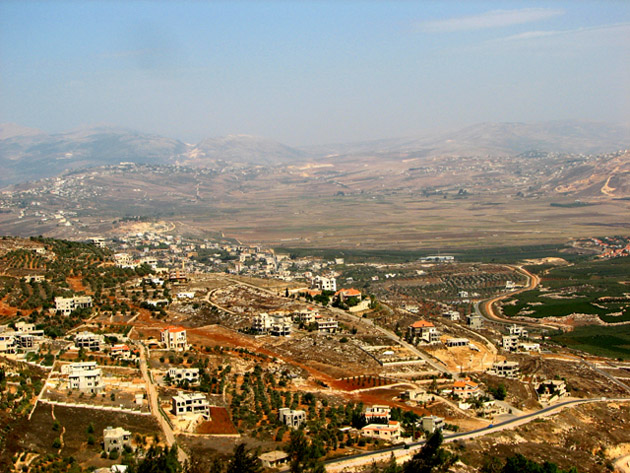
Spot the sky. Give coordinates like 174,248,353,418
1,1,629,146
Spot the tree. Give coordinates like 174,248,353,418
402,431,456,473
226,443,263,473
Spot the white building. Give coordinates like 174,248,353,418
442,310,461,321
103,426,132,453
365,405,391,422
167,367,200,385
316,318,339,333
63,361,103,393
312,275,337,292
54,296,93,316
161,326,187,351
171,392,210,418
501,335,520,351
446,338,469,347
507,325,528,338
408,320,440,344
361,421,402,442
421,415,444,433
278,408,306,428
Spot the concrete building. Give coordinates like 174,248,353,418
507,324,528,338
259,451,290,469
278,408,306,428
408,320,440,344
442,310,461,321
54,296,93,316
103,426,132,454
453,377,480,399
316,318,339,333
75,331,104,351
466,314,483,329
446,338,469,347
489,361,520,378
171,392,210,418
312,275,337,292
161,326,187,351
167,367,200,385
365,405,391,422
361,421,402,442
421,415,444,433
501,335,520,351
63,361,103,393
293,308,319,324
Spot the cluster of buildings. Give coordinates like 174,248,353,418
500,325,540,353
251,311,339,337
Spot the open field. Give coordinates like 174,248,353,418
2,149,630,250
551,325,630,360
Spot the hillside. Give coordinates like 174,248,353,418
1,120,628,187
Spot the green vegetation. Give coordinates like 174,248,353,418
278,242,587,264
482,453,579,473
502,257,630,322
550,324,630,360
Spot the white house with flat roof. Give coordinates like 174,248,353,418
171,392,210,418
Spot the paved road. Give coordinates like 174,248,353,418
475,265,556,331
320,397,630,472
138,345,188,463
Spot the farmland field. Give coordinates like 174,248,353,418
500,257,630,322
550,325,630,359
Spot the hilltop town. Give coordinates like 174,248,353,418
0,232,629,473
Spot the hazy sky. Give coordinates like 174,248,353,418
1,1,629,146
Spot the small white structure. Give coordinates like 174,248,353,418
446,338,469,347
278,408,306,428
103,426,132,453
361,421,402,442
442,310,461,321
161,326,187,351
507,325,528,338
176,292,195,300
171,392,210,418
259,451,290,469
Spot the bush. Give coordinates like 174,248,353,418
109,450,119,460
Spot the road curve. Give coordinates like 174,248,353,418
476,265,557,331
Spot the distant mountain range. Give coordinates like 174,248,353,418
1,120,629,187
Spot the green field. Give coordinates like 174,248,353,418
502,257,630,322
551,324,630,359
276,242,581,264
